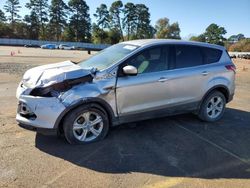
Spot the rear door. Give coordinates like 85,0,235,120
163,45,210,107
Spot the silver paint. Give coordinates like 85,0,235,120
16,39,235,130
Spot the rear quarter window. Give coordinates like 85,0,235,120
201,47,222,64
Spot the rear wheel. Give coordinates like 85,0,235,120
63,105,109,144
198,91,226,122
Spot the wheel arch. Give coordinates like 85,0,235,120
199,85,230,110
54,98,116,133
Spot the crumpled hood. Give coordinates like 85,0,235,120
22,61,91,88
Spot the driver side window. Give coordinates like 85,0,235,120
127,46,168,74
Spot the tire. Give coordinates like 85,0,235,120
63,104,109,144
198,91,226,122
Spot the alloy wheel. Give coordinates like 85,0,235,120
72,111,103,142
206,96,224,119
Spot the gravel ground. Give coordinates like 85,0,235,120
0,46,250,188
0,63,35,75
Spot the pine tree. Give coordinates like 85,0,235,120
135,4,153,39
123,2,137,40
26,0,49,39
0,10,7,22
49,0,68,41
94,4,110,43
68,0,91,42
94,4,110,30
110,0,124,41
4,0,21,24
24,11,40,39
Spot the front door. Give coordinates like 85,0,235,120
116,46,171,116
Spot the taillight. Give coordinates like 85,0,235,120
225,65,236,73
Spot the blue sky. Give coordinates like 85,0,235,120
1,0,250,39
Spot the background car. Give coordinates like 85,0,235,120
41,44,58,49
24,44,40,48
59,44,75,50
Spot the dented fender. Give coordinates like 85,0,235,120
59,76,117,116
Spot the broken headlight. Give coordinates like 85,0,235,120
30,82,71,97
29,74,93,97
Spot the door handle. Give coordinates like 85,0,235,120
158,77,169,82
202,71,209,76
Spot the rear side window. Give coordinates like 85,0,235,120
201,47,222,64
175,45,203,69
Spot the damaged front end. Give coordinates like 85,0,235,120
16,60,117,131
18,60,95,98
16,61,98,130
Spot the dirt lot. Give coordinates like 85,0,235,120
0,46,250,188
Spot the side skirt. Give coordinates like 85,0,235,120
113,101,200,126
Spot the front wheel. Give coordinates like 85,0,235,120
198,91,226,122
63,105,109,144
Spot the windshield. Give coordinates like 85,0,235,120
78,43,138,71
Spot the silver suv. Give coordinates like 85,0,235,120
16,39,235,144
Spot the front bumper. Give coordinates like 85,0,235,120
18,123,58,135
16,94,66,130
228,93,234,103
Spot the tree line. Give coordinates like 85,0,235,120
0,0,181,44
189,24,249,51
0,0,248,50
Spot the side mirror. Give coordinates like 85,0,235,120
122,65,138,76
